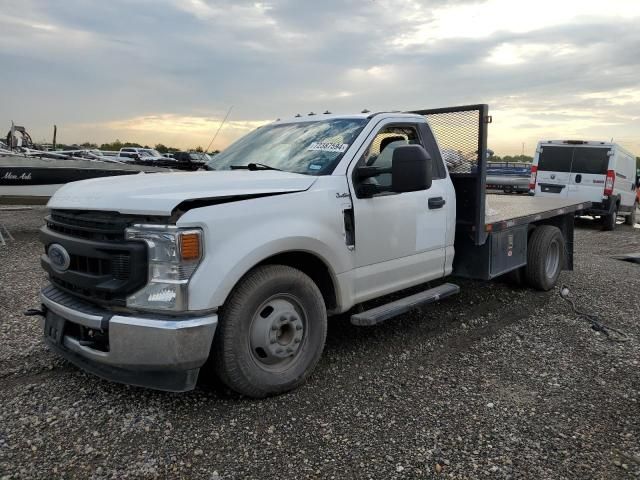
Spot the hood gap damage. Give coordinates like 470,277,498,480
170,191,302,221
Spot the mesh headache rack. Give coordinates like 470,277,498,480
410,104,492,246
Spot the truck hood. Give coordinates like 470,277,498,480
47,170,318,215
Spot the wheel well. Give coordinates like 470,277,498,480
256,252,338,312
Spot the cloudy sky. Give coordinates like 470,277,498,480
1,0,639,155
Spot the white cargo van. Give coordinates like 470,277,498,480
530,140,638,229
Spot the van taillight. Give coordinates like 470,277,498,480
604,170,615,196
528,165,538,190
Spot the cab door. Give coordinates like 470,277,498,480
347,120,448,303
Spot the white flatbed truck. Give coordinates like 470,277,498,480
34,104,588,397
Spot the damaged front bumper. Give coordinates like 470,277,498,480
39,285,217,392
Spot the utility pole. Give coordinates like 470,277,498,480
53,125,57,150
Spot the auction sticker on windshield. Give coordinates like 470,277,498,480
307,142,349,153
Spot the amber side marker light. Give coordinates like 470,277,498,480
179,232,201,261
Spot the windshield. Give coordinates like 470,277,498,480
141,149,162,157
207,118,368,175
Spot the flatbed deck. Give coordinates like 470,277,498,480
484,194,588,232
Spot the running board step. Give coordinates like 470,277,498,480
350,283,460,326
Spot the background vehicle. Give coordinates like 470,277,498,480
37,105,587,398
172,151,211,171
529,140,637,229
486,161,531,194
117,148,176,168
0,153,169,204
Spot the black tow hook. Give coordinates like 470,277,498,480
24,308,47,318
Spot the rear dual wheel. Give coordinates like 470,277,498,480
524,225,565,291
504,225,565,291
213,265,327,398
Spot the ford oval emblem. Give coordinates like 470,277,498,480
48,243,71,272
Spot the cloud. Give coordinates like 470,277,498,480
93,114,269,149
0,0,638,155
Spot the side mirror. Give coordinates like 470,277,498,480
391,145,432,193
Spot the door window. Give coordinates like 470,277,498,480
359,125,421,189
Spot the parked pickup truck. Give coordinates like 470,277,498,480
35,105,588,397
117,148,176,169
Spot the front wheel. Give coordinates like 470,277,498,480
213,265,327,398
525,225,565,291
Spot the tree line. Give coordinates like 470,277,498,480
53,140,218,154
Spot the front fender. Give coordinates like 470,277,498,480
177,190,354,311
194,236,345,311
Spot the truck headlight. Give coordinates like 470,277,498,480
125,225,203,312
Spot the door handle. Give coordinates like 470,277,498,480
428,197,446,209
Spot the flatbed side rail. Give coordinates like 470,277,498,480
486,201,591,232
410,104,491,246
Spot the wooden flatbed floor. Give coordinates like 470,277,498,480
484,194,588,231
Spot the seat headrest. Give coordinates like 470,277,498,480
380,135,406,153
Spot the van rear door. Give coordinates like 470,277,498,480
566,146,609,203
535,145,572,197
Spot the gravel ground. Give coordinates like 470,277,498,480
0,208,639,479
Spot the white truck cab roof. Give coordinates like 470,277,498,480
271,112,426,125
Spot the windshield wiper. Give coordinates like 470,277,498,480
230,163,282,172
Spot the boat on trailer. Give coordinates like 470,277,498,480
0,151,171,205
1,122,176,204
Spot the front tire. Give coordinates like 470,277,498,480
525,225,565,291
213,265,327,398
